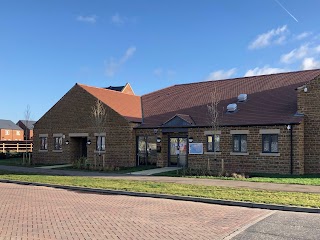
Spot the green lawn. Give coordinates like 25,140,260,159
0,170,319,208
56,165,158,173
154,170,320,186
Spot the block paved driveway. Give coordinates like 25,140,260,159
0,182,272,240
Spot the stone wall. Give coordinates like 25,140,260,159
297,77,320,173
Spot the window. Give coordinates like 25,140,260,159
207,135,220,152
233,134,247,153
96,136,106,151
53,137,62,150
5,130,9,135
262,134,278,153
40,137,48,150
16,131,21,136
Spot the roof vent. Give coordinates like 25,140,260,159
227,103,237,112
238,94,248,102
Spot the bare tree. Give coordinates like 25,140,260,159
207,86,223,172
91,99,108,169
23,105,31,165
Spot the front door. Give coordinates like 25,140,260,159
81,137,87,158
169,137,188,167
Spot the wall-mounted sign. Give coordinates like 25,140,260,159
189,143,203,154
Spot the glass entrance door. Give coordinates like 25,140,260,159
169,137,188,167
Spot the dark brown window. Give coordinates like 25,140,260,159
233,134,247,153
207,135,220,152
96,136,106,151
53,137,62,150
262,134,278,153
40,137,47,150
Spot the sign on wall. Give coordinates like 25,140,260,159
189,143,203,154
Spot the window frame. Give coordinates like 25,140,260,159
262,134,279,153
206,134,220,152
40,137,48,150
232,134,247,153
53,137,62,150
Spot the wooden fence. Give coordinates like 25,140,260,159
0,142,33,153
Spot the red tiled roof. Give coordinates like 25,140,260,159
78,84,142,122
140,69,320,128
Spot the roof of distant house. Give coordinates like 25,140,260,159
0,119,23,130
78,84,142,122
105,83,135,95
105,85,125,91
139,69,320,128
17,120,36,130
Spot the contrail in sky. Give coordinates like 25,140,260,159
275,0,299,22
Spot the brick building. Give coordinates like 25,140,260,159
16,120,36,140
0,119,24,141
34,69,320,174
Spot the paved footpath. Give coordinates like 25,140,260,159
0,182,271,240
0,165,319,194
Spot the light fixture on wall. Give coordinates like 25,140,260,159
87,139,92,145
287,125,291,130
65,140,69,145
188,137,194,143
156,137,161,143
304,87,308,93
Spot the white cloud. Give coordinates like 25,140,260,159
76,15,97,23
295,32,312,40
153,68,163,76
153,68,176,78
280,44,309,64
244,66,287,77
111,13,125,25
105,46,136,77
248,25,288,49
301,58,320,70
205,68,237,81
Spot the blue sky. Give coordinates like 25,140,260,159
1,0,320,122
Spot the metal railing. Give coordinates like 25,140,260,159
0,142,33,153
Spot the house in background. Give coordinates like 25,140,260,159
33,69,320,174
0,119,24,141
105,83,135,95
16,120,36,140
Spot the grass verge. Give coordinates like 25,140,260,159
0,171,319,208
154,171,320,186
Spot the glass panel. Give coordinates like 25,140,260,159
271,135,278,152
147,136,157,156
207,136,213,151
233,135,240,152
96,136,101,150
137,136,147,165
263,135,270,152
170,138,178,156
179,138,187,155
179,155,187,167
101,137,106,151
240,135,247,152
214,135,220,152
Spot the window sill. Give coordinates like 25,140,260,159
230,152,249,156
204,152,221,155
94,150,106,154
52,150,63,153
260,152,280,157
38,150,48,153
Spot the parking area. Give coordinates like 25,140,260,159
0,182,271,240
